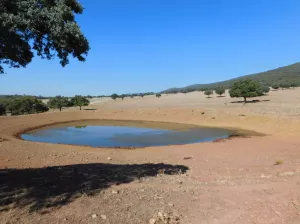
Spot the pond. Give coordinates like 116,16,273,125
21,120,234,148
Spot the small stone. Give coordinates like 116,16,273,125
92,214,97,219
107,157,112,160
63,218,68,221
168,203,174,207
101,214,107,220
149,218,156,224
112,190,119,194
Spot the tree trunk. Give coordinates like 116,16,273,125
243,97,246,103
59,107,62,111
80,106,81,110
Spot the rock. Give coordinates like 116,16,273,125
112,190,119,194
168,203,174,207
63,218,68,221
149,218,156,224
107,157,112,160
183,157,192,160
92,214,97,219
101,214,107,220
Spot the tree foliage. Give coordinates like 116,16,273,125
47,96,69,111
156,93,161,98
272,84,279,90
204,90,213,98
71,95,89,110
229,79,263,102
5,96,48,115
262,86,270,94
111,94,118,100
0,0,90,74
215,86,225,96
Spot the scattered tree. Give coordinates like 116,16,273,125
111,94,118,100
120,94,126,100
6,96,49,115
272,84,280,90
262,86,270,95
47,96,69,111
291,82,298,89
156,93,161,98
215,86,225,97
229,79,263,103
204,90,213,98
0,0,90,74
140,94,144,98
71,95,89,110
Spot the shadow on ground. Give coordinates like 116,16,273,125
0,163,188,213
231,99,270,104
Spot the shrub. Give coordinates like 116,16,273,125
204,90,213,98
275,160,284,165
156,93,161,98
229,79,263,103
7,96,49,115
262,86,270,95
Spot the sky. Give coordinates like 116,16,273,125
2,0,300,96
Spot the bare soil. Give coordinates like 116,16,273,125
1,89,300,224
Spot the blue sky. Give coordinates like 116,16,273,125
2,0,300,96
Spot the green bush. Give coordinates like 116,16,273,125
156,93,161,98
262,86,270,94
272,84,279,90
7,96,49,115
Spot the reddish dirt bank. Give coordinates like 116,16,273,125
1,108,300,224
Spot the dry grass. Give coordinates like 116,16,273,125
275,160,284,165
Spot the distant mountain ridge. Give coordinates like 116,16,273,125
162,62,300,93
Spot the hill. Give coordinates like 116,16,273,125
162,62,300,93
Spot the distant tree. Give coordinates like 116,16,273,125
156,93,161,98
71,95,89,110
204,90,213,98
47,96,69,111
86,95,93,99
0,0,90,74
130,95,134,99
140,94,144,98
262,86,270,95
272,84,280,90
7,96,48,115
111,94,119,100
229,79,263,103
215,86,225,97
120,94,126,100
291,82,298,89
279,83,291,90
